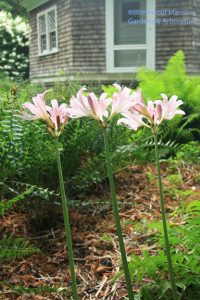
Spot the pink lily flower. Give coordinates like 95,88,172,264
22,90,51,121
118,91,185,131
21,91,69,136
109,83,138,119
46,99,70,136
132,100,164,126
69,84,140,126
155,94,185,121
117,111,145,131
68,89,111,124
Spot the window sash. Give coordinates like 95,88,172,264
37,6,58,55
106,0,155,72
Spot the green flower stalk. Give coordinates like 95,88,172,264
117,91,185,300
154,132,178,300
103,128,134,300
21,93,79,299
56,137,78,300
68,85,136,299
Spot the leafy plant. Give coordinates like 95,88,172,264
0,235,41,262
176,141,200,164
0,11,29,80
0,186,34,215
128,199,200,299
0,282,68,297
145,172,154,184
165,174,183,189
0,0,27,18
0,189,41,264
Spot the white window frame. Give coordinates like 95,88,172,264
106,0,155,72
37,5,58,56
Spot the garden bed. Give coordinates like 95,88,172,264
0,162,199,299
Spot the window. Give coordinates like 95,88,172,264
106,0,155,72
37,6,58,56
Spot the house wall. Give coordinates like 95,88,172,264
192,0,200,73
29,0,106,79
29,0,73,78
156,0,199,73
29,0,200,80
70,0,106,74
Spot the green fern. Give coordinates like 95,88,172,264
127,199,200,298
0,235,41,262
0,186,35,215
0,282,68,297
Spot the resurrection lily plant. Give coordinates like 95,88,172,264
68,84,135,300
118,91,185,300
21,91,78,300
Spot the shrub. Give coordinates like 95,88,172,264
0,11,29,80
176,141,200,164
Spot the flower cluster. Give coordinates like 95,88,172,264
68,84,136,127
21,84,185,300
21,84,185,135
117,91,185,132
21,91,69,137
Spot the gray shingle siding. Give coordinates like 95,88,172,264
156,0,199,73
29,0,200,80
70,0,106,73
29,0,73,78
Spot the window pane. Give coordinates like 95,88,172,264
41,34,47,52
114,0,146,45
48,10,56,32
114,49,146,67
50,31,57,50
39,15,46,34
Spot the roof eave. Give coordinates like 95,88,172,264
21,0,50,12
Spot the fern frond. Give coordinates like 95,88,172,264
0,186,35,215
0,235,41,262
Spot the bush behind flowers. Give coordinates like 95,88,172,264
0,11,29,80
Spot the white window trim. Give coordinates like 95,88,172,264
106,0,155,73
37,5,59,56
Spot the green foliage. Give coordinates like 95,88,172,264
128,200,200,299
0,11,29,80
134,283,200,300
165,174,183,189
0,81,98,191
70,121,136,192
0,282,68,297
102,84,117,97
0,186,34,215
137,50,186,100
195,173,200,184
116,129,180,165
0,0,27,18
145,172,154,184
0,188,41,264
0,235,41,262
176,141,200,164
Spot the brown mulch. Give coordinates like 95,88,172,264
0,163,199,299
